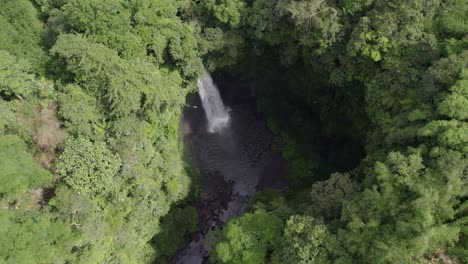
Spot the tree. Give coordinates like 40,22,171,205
437,75,468,120
130,0,203,77
151,206,198,262
50,0,145,59
0,0,47,70
435,0,468,39
55,137,121,196
0,135,52,201
203,0,246,28
339,151,464,263
447,200,468,262
0,98,36,142
0,51,36,99
245,0,283,43
58,84,105,140
272,215,350,264
340,0,374,14
51,34,142,117
0,210,74,264
213,209,283,264
276,0,342,53
51,34,186,118
308,173,359,221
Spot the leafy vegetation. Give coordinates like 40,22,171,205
212,209,283,264
0,0,466,263
0,135,52,201
151,206,199,263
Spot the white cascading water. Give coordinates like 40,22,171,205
197,72,230,133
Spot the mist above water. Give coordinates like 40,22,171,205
197,72,230,133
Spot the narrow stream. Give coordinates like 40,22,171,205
173,75,287,263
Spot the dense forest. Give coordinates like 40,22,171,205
0,0,466,263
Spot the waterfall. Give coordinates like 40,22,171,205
197,72,230,133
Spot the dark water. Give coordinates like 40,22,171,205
173,76,287,263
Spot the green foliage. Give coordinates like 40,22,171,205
55,137,121,196
447,200,468,262
50,34,142,117
418,120,468,152
51,0,144,59
0,51,36,99
43,0,203,77
308,173,359,221
339,150,465,263
0,210,74,264
203,0,246,28
245,0,282,42
51,34,186,118
0,0,47,70
213,209,283,264
0,135,52,200
152,206,198,262
0,99,37,144
250,189,287,212
341,0,374,14
272,215,349,264
0,0,467,263
1,0,199,263
202,2,467,261
437,75,468,120
277,0,342,52
58,84,105,140
347,17,391,62
435,0,468,38
62,0,130,35
130,0,204,76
